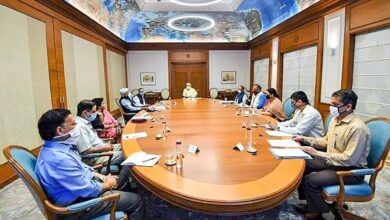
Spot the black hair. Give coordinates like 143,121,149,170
267,88,280,99
92,98,104,109
77,100,95,116
254,84,262,90
332,89,358,109
290,91,309,104
38,109,71,141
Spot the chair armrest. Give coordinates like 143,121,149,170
92,164,103,173
335,168,376,202
336,168,376,176
82,152,114,173
44,193,120,216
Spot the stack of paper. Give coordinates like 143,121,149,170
121,152,161,167
130,115,152,122
267,140,300,147
122,132,148,140
270,148,312,159
266,130,293,137
220,100,235,104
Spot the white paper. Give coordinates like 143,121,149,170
121,152,161,167
131,116,152,122
260,124,271,129
188,144,199,154
220,100,235,104
122,132,148,140
270,148,312,159
267,140,300,147
266,130,293,137
234,143,245,151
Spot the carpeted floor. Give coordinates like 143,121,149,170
0,166,389,220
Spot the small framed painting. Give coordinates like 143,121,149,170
140,72,156,86
221,71,236,84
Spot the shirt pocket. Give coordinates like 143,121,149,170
334,133,345,152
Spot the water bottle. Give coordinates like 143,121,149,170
176,139,183,168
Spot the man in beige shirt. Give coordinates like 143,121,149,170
182,83,198,98
293,89,371,219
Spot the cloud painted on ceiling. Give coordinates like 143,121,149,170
64,0,319,43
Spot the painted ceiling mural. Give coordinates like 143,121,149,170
64,0,320,43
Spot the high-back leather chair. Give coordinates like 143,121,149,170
209,88,219,99
160,88,170,100
283,97,295,120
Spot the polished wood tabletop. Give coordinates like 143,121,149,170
122,99,305,215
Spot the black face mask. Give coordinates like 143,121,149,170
266,95,271,99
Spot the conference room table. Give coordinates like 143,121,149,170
122,98,305,215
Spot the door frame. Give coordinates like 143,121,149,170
168,50,209,98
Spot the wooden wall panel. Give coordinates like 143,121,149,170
170,51,208,63
349,0,390,32
279,21,320,53
251,41,271,61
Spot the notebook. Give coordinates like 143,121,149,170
266,130,293,137
121,152,160,167
122,132,147,140
270,148,312,159
267,140,300,147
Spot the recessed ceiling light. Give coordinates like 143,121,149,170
168,15,215,32
169,0,224,7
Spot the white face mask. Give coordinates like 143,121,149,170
58,126,80,145
329,106,340,117
238,90,242,93
186,86,191,89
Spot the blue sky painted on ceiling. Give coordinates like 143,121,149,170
65,0,319,43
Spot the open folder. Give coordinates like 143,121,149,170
121,152,161,167
270,148,312,159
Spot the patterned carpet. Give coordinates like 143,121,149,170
1,166,389,220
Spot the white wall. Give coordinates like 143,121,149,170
127,51,169,91
321,8,345,104
209,50,251,90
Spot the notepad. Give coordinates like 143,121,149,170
270,148,312,159
122,132,147,140
267,140,300,147
220,100,235,104
266,130,293,137
121,152,161,167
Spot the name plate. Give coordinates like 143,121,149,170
233,143,245,152
188,144,200,154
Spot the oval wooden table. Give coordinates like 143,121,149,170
122,99,305,215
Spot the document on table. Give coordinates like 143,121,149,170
260,124,271,129
267,140,300,147
266,130,293,137
121,152,161,167
122,132,147,140
270,148,312,159
220,100,235,104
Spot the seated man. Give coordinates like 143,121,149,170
76,100,124,166
35,109,143,219
132,88,150,107
269,91,324,137
293,89,371,219
119,88,144,122
183,83,198,98
250,84,267,109
234,85,248,105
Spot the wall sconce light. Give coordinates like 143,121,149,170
327,26,340,56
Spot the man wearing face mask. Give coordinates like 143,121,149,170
75,100,124,166
292,89,371,219
132,88,150,107
249,84,267,109
234,85,248,105
35,109,144,219
182,83,198,98
268,91,323,137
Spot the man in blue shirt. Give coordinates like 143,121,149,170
35,109,143,219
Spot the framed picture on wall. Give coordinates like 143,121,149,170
140,72,156,86
221,71,236,84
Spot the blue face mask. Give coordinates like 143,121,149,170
86,112,97,122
